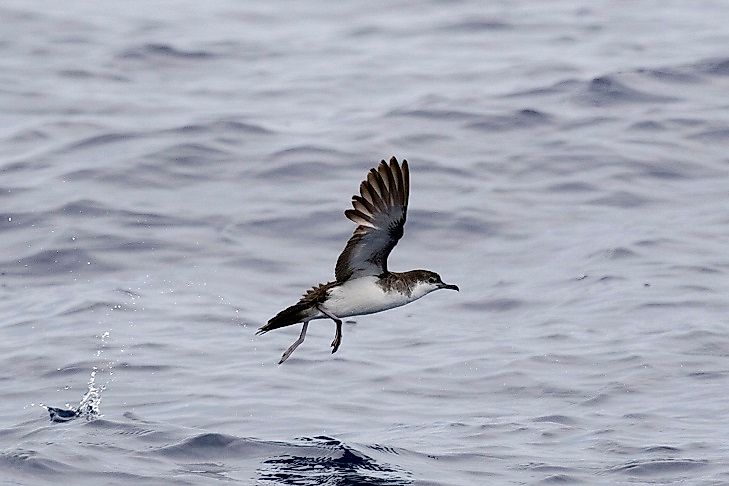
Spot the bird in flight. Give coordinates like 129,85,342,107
257,157,459,363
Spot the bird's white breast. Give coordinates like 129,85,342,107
321,276,415,318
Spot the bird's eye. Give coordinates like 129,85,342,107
428,277,438,284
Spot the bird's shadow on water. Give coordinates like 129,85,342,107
257,436,412,486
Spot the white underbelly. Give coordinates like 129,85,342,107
320,276,411,318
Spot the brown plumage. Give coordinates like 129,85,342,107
335,157,409,281
258,157,410,336
256,156,458,364
256,282,338,334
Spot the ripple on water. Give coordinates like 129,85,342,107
161,119,274,136
0,450,75,476
545,181,597,193
117,43,218,61
538,473,580,484
588,190,650,208
148,142,231,168
466,109,554,132
436,18,513,33
531,415,577,426
588,247,638,260
609,458,708,477
635,67,702,83
693,56,729,76
61,132,140,152
156,432,246,458
630,120,666,131
152,434,411,485
3,248,116,277
269,144,354,162
688,128,729,142
388,108,482,121
458,298,525,312
575,75,677,106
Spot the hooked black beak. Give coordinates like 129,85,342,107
439,283,459,291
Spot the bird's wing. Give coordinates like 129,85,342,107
335,157,409,281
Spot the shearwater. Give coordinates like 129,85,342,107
257,157,459,364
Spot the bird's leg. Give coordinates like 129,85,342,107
317,306,343,354
279,321,309,364
331,320,342,354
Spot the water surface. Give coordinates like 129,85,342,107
3,1,729,484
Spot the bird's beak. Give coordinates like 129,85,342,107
439,283,459,291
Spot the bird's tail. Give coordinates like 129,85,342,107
257,302,314,335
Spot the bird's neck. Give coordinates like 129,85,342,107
376,271,418,298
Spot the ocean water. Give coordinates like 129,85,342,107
2,0,729,484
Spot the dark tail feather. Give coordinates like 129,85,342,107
257,302,312,335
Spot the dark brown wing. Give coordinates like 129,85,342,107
335,156,409,281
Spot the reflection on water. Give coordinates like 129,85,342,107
257,437,411,486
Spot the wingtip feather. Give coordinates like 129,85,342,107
345,209,376,228
365,173,388,211
352,195,375,215
379,162,397,206
336,156,410,281
401,159,410,206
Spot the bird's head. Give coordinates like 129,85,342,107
410,270,459,298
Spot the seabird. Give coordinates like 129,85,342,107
257,156,459,363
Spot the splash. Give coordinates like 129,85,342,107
46,365,104,423
46,332,111,423
77,366,103,419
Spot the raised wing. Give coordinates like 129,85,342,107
335,157,409,281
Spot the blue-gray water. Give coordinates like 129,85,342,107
3,1,729,484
